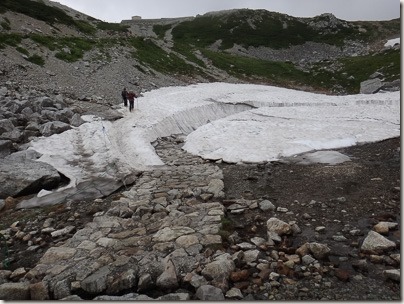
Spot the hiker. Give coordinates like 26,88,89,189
127,90,136,112
121,88,128,107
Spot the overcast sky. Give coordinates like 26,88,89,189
52,0,400,23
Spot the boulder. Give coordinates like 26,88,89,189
201,253,235,280
259,199,276,211
360,78,383,94
0,119,14,134
0,282,30,300
0,159,61,198
308,242,331,259
381,79,400,92
70,113,85,127
361,230,396,253
39,121,71,137
0,128,25,143
266,217,292,236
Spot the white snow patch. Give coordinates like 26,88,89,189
384,38,400,47
22,83,399,207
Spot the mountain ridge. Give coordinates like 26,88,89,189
0,0,400,102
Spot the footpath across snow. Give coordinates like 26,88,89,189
19,83,400,208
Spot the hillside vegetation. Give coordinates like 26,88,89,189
0,0,400,97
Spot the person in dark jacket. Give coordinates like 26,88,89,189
127,91,136,112
121,88,128,107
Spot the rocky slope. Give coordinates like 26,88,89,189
0,0,400,102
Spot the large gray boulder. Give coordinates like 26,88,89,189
0,119,14,134
360,78,383,94
69,113,85,127
361,230,396,253
382,79,401,92
0,159,61,198
39,121,71,137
